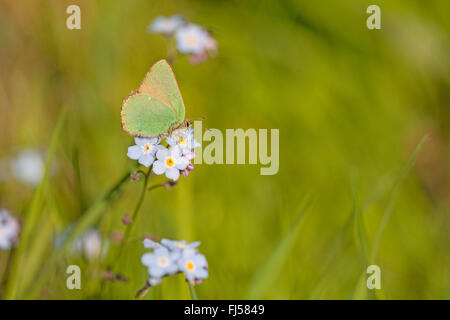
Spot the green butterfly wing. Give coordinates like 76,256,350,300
138,60,185,124
121,93,177,137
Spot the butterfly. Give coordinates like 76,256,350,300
121,59,190,137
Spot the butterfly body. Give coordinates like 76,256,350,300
121,60,188,138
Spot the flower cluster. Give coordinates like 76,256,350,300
0,209,20,250
141,238,208,286
127,128,200,181
147,15,218,64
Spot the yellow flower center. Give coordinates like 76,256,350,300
175,242,186,248
165,157,175,167
187,35,197,45
178,137,186,145
186,261,195,271
141,143,153,155
157,256,170,267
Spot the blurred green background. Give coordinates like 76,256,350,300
0,0,449,299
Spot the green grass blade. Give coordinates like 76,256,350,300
351,136,427,300
351,175,369,266
351,174,370,300
23,167,133,299
4,109,67,299
370,135,428,264
246,192,313,299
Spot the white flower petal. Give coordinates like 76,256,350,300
170,145,182,158
143,239,160,249
148,137,160,145
175,156,189,170
127,145,142,160
166,137,178,146
138,154,155,167
134,137,150,146
141,253,155,266
156,148,169,160
193,139,201,148
152,160,166,175
166,167,180,181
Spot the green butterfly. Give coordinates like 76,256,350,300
121,60,189,137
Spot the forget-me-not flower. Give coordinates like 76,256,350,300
175,24,209,54
143,238,163,249
140,238,208,287
178,248,208,282
0,209,20,250
127,136,164,167
152,146,189,181
141,247,180,278
161,238,200,251
167,128,201,155
72,229,108,261
147,15,185,35
12,150,44,187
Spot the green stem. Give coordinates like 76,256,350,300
135,283,151,300
189,284,199,300
148,183,164,192
126,167,152,241
165,35,177,66
0,249,14,296
116,166,152,264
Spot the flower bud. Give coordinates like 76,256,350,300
186,151,195,160
130,171,141,182
122,214,132,226
110,230,125,243
163,181,177,189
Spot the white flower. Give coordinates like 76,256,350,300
175,24,209,54
11,150,44,186
178,248,208,281
143,238,163,249
141,247,180,278
166,128,200,155
148,15,185,35
160,238,200,251
127,137,164,167
73,229,108,261
0,209,20,250
140,238,209,287
152,146,189,181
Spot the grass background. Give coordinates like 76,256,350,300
0,0,449,299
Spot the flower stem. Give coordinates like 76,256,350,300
135,282,151,300
0,249,15,296
127,167,152,237
189,284,199,300
165,35,177,66
119,166,152,257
